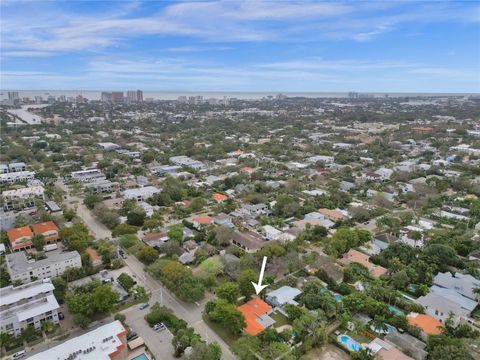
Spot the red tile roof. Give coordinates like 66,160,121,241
236,297,272,335
7,226,33,250
339,249,387,278
318,208,346,221
240,167,254,173
212,193,228,202
193,216,214,225
407,313,443,335
31,221,59,236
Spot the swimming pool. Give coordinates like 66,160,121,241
388,305,404,315
131,354,149,360
337,334,362,352
334,294,343,302
370,323,395,334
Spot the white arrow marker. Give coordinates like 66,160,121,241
251,256,268,295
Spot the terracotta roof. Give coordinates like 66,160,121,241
212,193,228,202
193,216,214,225
240,167,254,173
318,208,345,221
378,347,413,360
339,249,387,278
237,297,272,335
31,221,60,235
407,313,443,335
86,247,102,262
7,226,33,243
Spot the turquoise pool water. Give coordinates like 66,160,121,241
371,323,395,334
132,354,148,360
334,294,343,302
338,335,361,352
388,305,404,315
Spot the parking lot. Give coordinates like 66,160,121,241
122,305,176,360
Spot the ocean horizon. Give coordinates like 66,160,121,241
1,90,478,101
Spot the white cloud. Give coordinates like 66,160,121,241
1,0,478,56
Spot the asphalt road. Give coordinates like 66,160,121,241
123,255,236,360
54,180,236,359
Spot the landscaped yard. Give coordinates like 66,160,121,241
270,310,290,328
202,314,239,347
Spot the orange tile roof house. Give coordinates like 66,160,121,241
86,247,103,267
212,193,228,203
240,167,255,174
31,221,60,243
237,297,275,335
318,208,346,222
407,313,443,335
339,249,388,278
192,215,214,229
7,226,33,251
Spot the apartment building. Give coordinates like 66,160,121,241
85,179,118,194
7,221,60,252
0,171,35,184
8,162,27,172
31,221,60,243
123,186,160,202
2,185,45,211
29,320,128,360
71,168,106,183
5,251,82,283
6,226,33,251
0,279,60,336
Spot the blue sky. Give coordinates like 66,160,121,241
1,0,479,92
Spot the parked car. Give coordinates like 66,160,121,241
58,312,64,320
139,303,149,310
127,332,138,341
12,350,26,359
153,323,166,331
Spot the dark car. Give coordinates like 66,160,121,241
139,303,149,310
127,332,138,341
58,312,64,320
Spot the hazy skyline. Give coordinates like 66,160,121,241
1,0,479,92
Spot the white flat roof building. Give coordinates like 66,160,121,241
0,171,35,184
123,186,160,202
28,320,128,360
0,279,60,336
71,168,106,183
2,185,45,200
6,251,82,283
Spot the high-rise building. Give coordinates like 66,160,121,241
101,92,112,102
111,92,124,103
126,90,143,102
126,91,137,102
348,92,358,99
8,92,19,101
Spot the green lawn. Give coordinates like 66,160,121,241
202,314,239,347
270,311,290,328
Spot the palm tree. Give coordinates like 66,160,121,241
40,320,55,334
352,348,375,360
371,315,388,333
0,332,16,350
